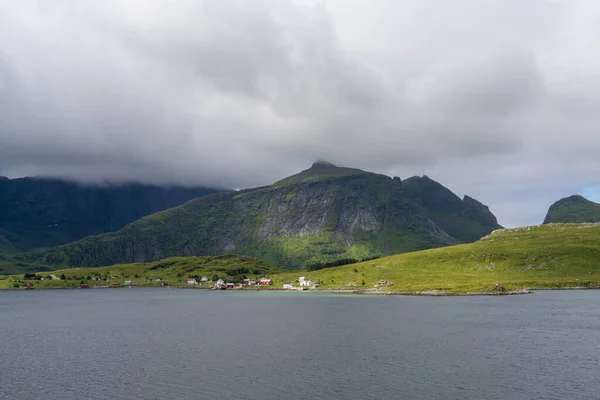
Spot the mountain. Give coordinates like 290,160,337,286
544,195,600,224
0,177,226,251
12,162,501,271
402,175,500,242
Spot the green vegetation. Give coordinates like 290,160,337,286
0,255,278,289
4,223,600,294
269,223,600,293
544,195,600,224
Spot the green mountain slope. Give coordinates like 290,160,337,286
0,177,226,251
0,234,16,253
272,223,600,293
543,195,600,224
8,162,501,272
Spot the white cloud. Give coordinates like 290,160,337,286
1,0,600,226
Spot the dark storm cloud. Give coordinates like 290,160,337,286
1,0,600,225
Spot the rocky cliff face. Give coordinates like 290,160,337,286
0,177,225,251
544,195,600,224
402,176,501,242
18,163,501,270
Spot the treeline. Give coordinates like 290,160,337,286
306,255,380,271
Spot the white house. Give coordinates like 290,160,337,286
299,277,315,287
200,276,209,282
49,274,58,280
215,279,227,289
187,278,198,284
283,282,293,289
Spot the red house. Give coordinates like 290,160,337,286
259,278,272,286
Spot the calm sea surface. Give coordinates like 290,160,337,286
1,289,600,400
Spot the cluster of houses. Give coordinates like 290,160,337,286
184,275,323,290
185,276,273,289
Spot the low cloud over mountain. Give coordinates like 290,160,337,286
2,0,600,226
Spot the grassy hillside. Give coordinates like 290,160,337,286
270,223,600,293
5,224,600,294
0,255,278,289
544,195,600,224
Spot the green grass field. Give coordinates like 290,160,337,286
270,223,600,293
0,254,278,289
3,223,600,294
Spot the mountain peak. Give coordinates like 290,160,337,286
311,160,337,169
544,194,600,224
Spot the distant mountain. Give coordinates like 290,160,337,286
14,162,502,271
402,175,501,242
0,177,226,251
543,195,600,224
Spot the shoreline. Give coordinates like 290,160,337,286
4,285,600,296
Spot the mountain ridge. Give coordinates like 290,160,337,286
7,162,502,272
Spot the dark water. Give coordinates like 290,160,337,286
1,289,600,400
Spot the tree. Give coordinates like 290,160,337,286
60,273,66,280
211,274,219,282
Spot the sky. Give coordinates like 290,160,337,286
1,0,600,227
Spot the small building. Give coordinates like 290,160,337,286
226,282,235,289
80,284,89,289
347,281,357,286
95,283,105,288
125,280,133,285
49,274,58,280
155,278,164,282
187,278,198,285
299,277,315,287
283,282,293,289
200,276,209,282
247,280,256,286
92,276,101,281
111,280,120,286
214,279,227,289
259,278,272,286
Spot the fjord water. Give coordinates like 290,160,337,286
1,290,599,400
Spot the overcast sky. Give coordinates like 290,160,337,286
1,0,600,227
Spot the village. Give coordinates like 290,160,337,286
184,276,322,290
16,273,394,291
